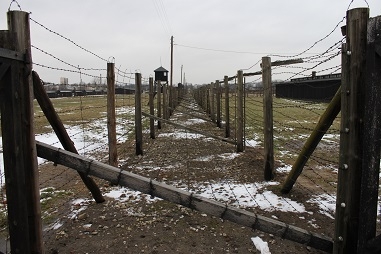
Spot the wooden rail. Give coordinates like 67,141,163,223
36,141,333,253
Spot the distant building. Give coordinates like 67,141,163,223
60,77,68,85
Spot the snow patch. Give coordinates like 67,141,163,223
251,236,271,254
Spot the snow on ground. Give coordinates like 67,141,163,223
251,236,271,254
307,194,336,220
104,186,160,204
195,181,306,213
158,132,213,140
2,101,380,237
34,113,131,164
182,118,207,125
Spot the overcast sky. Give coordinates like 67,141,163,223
1,0,380,85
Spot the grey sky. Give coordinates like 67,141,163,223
1,0,380,85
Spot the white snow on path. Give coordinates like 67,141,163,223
195,181,306,213
182,118,207,125
158,131,213,140
104,186,160,204
251,236,271,254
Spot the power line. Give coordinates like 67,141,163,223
174,43,318,55
151,0,172,37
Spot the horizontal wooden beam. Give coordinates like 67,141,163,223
243,71,262,77
142,112,236,145
271,58,304,67
36,141,333,253
260,58,304,68
218,71,263,83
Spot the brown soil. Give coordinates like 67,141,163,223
35,95,335,254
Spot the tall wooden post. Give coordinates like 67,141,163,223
357,15,381,253
157,80,162,129
333,8,369,254
206,86,210,115
107,62,117,167
236,70,244,152
262,57,274,180
163,81,168,120
210,82,215,122
135,73,143,155
216,80,221,128
149,77,155,139
224,75,230,138
170,36,174,116
0,11,43,253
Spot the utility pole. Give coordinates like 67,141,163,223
181,64,183,84
170,36,174,115
170,36,173,88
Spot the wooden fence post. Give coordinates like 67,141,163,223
107,62,117,167
135,73,143,155
210,82,215,122
236,70,244,152
163,81,168,120
206,86,210,115
333,8,369,254
357,15,381,253
0,11,43,253
262,56,274,180
224,75,230,138
149,77,155,138
216,80,221,128
157,80,162,129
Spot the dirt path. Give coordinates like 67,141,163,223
38,94,331,253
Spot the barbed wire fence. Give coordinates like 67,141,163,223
188,10,348,241
0,11,153,251
1,2,380,253
0,5,346,252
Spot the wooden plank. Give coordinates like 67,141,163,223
270,58,303,67
32,71,105,203
107,63,118,167
0,47,24,61
262,56,274,180
281,86,341,193
243,71,262,77
220,70,262,83
35,141,333,253
135,73,143,155
142,112,236,145
333,8,369,254
357,15,381,253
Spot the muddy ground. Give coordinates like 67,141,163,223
9,95,338,253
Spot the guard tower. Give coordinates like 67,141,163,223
154,66,168,82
